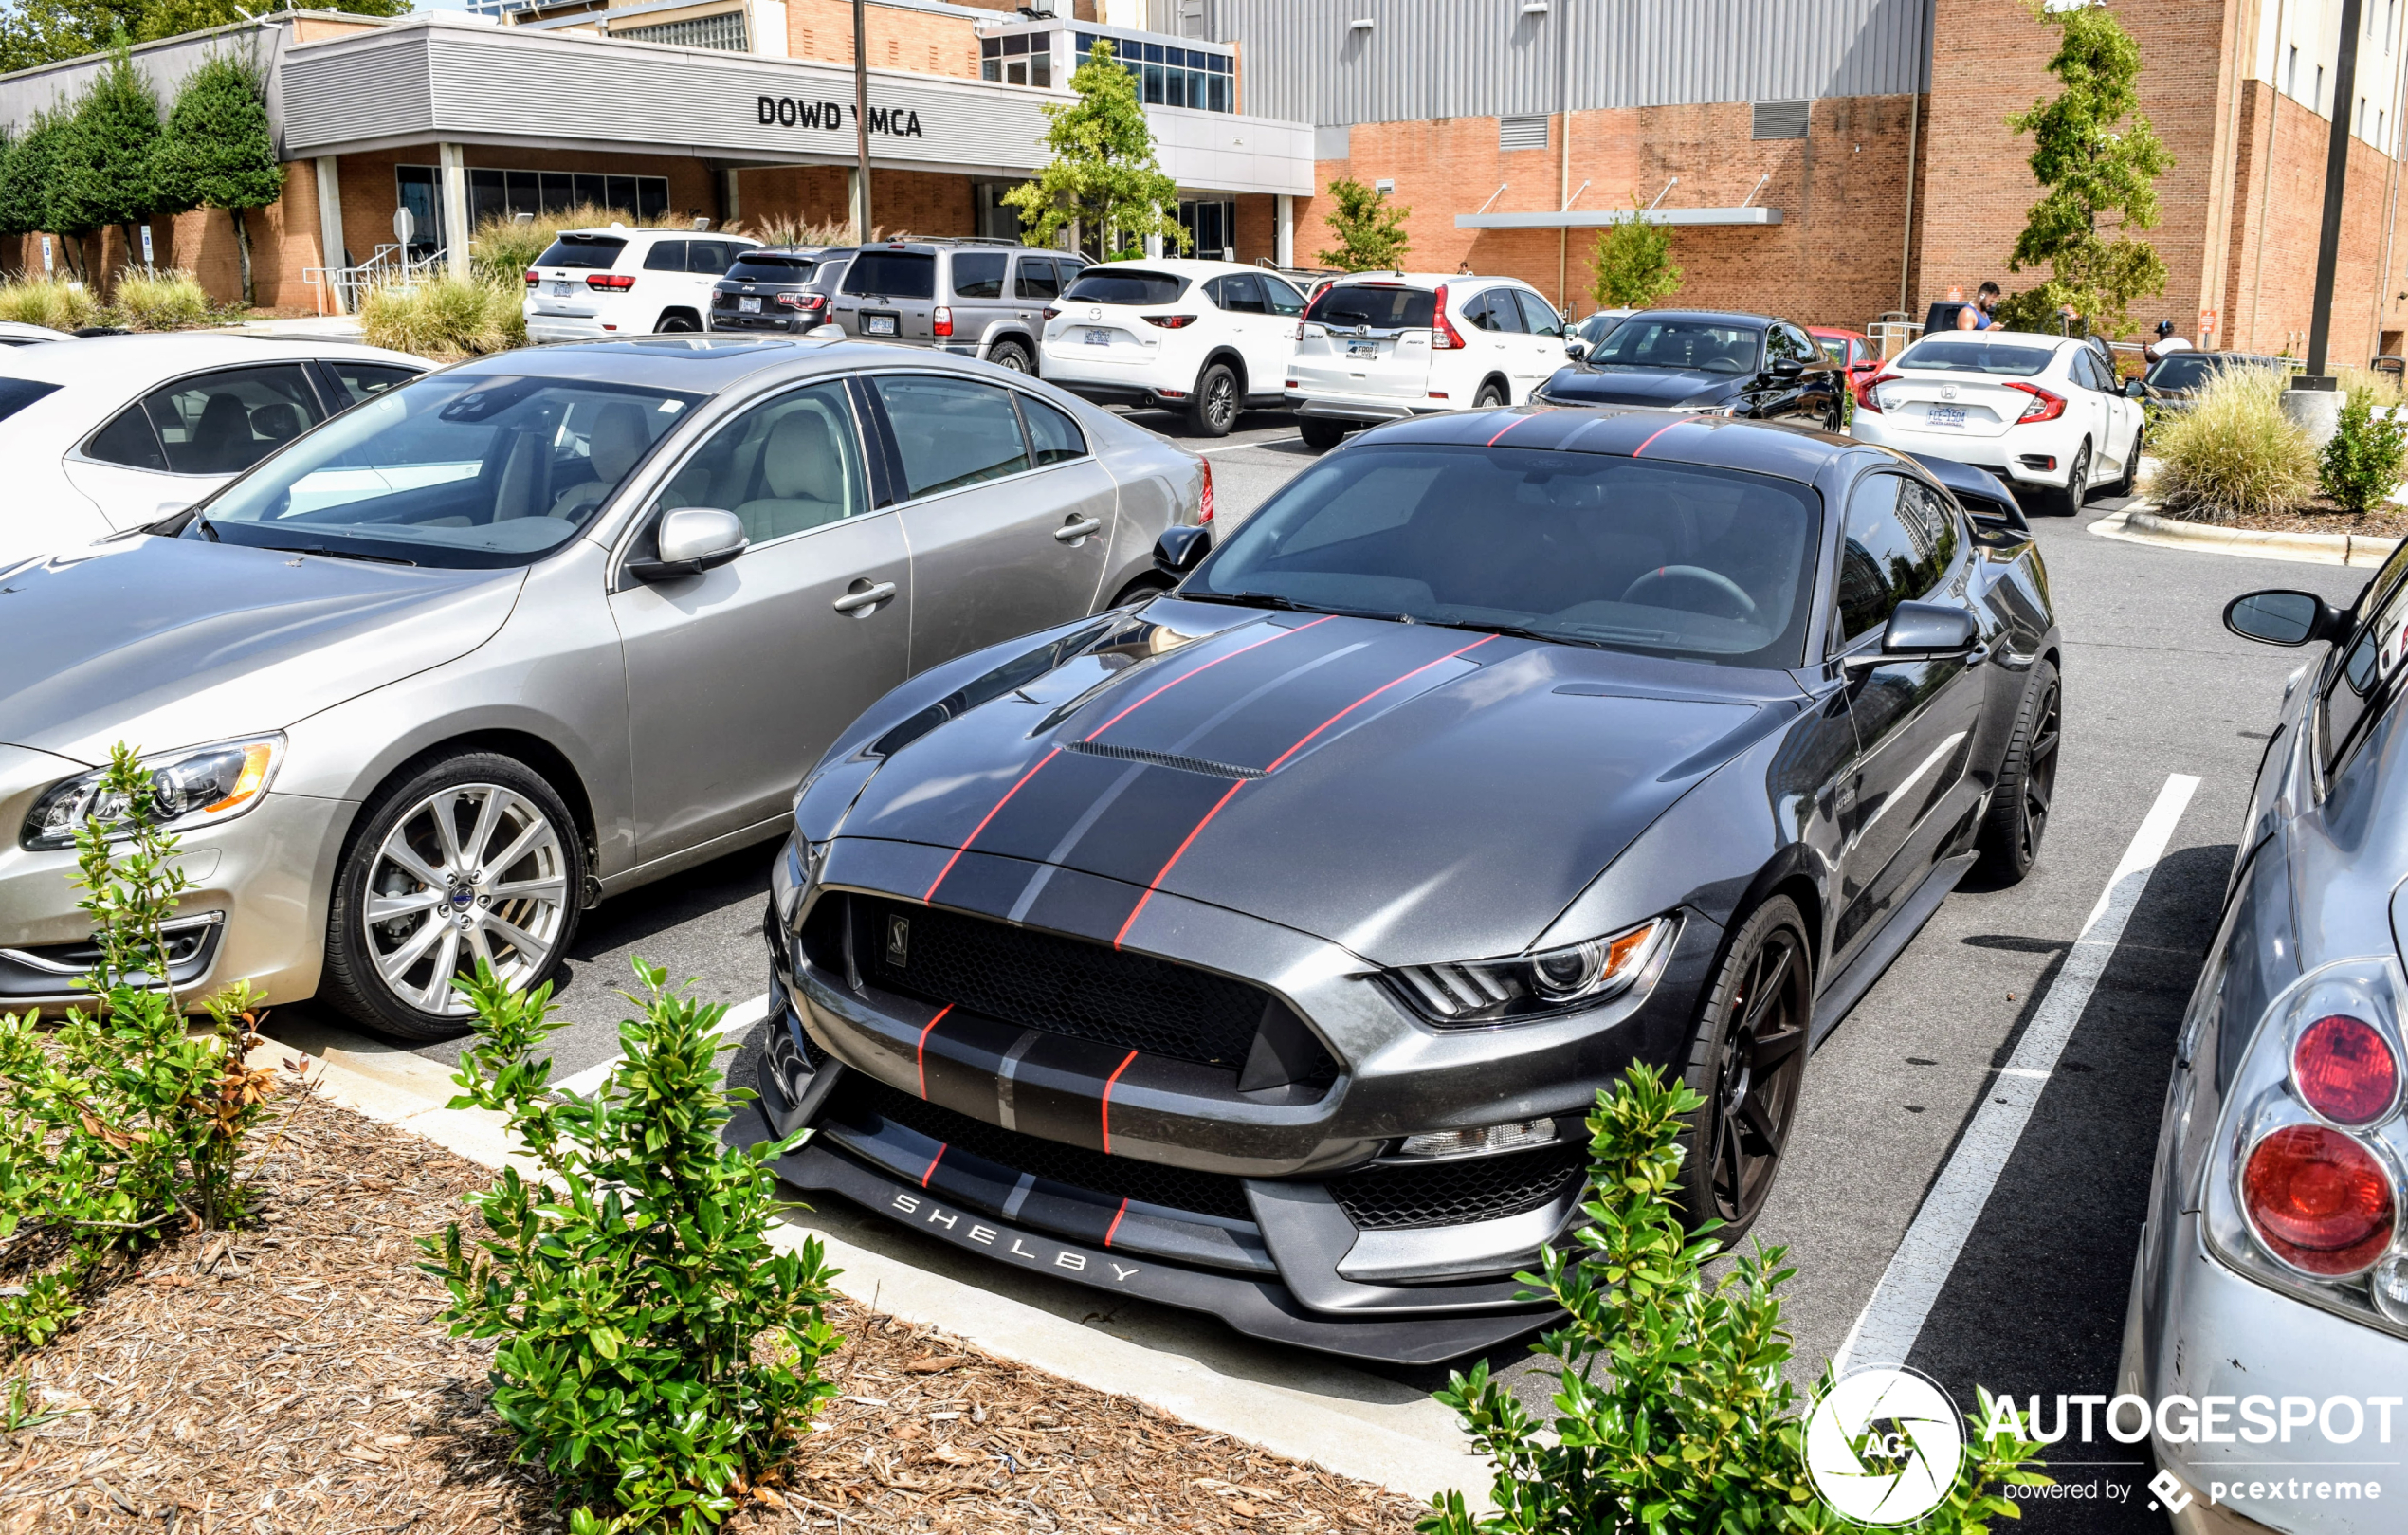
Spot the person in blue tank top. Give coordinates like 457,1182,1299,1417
1954,282,2001,330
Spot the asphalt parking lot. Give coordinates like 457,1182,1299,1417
262,409,2377,1527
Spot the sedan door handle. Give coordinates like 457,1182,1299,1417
1053,517,1103,542
832,579,897,613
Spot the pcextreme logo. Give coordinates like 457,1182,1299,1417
1804,1366,1965,1526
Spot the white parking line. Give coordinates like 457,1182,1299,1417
1831,772,2200,1373
1195,435,1303,455
548,990,771,1098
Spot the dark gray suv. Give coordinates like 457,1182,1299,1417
826,238,1088,374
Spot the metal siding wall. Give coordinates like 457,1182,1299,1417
1214,0,1929,126
281,34,435,152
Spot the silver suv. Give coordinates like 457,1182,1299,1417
826,238,1089,374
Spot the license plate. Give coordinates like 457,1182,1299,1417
1926,405,1967,429
866,313,898,337
550,282,569,298
739,296,761,313
1085,328,1111,346
1346,340,1378,357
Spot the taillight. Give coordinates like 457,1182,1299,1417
587,273,635,291
776,292,825,311
1858,370,1896,413
523,269,538,286
933,305,953,338
1431,284,1465,350
1143,315,1197,329
2242,1124,2396,1276
2006,381,2066,422
1198,458,1214,524
1042,305,1060,321
2295,1014,2400,1124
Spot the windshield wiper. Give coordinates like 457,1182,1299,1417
1179,590,1416,624
260,544,417,567
1421,616,1601,649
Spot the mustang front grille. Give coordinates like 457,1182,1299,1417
1328,1142,1589,1231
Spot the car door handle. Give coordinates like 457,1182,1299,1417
832,579,897,613
1053,517,1103,542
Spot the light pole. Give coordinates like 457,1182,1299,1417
2292,0,2367,434
851,0,873,241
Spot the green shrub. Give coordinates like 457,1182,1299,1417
2320,387,2408,515
110,265,210,330
1423,1064,2047,1535
426,959,843,1534
0,743,276,1352
2147,363,2317,522
0,274,97,331
359,272,526,359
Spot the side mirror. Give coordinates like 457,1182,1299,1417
1564,338,1590,362
1769,356,1804,377
2123,377,2149,400
629,506,748,581
2225,589,2346,648
1849,601,1978,667
1154,524,1212,578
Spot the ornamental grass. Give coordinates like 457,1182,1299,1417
2146,363,2318,523
359,272,527,360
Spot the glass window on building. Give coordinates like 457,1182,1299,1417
1071,31,1231,112
1178,198,1235,262
980,33,1051,88
615,9,747,50
404,163,670,254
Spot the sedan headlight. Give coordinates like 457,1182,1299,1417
1389,915,1673,1027
21,735,284,851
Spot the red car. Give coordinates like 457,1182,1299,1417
1808,327,1882,405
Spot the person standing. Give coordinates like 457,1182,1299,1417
2143,320,2192,364
1954,281,2001,330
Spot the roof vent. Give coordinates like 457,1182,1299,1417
1751,100,1810,139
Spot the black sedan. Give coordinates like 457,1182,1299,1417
732,406,2064,1362
1539,309,1849,429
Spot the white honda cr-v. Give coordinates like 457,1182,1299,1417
1037,259,1308,437
1286,273,1570,451
523,226,760,343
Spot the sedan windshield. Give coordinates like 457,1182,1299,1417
1584,319,1760,374
183,373,704,568
1189,445,1820,667
1895,340,2053,375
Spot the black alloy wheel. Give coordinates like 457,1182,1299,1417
1976,659,2061,883
1678,896,1813,1243
1473,380,1508,409
990,340,1032,374
2050,441,2091,517
1298,417,1349,453
1190,363,1240,437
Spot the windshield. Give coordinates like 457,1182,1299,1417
1306,284,1435,330
1584,319,1760,374
1187,445,1820,667
183,372,704,569
1896,339,2053,375
1063,269,1189,305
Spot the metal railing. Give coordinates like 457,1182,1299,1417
303,243,449,317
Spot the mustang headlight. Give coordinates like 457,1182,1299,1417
21,735,284,851
1390,915,1674,1027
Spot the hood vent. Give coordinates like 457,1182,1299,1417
1067,740,1268,780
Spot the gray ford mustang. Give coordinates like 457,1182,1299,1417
733,406,2065,1361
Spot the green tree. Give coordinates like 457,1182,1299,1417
1003,39,1185,261
0,109,71,277
0,0,406,73
1586,194,1683,308
1314,175,1411,271
1997,1,2171,339
51,37,170,288
155,52,281,308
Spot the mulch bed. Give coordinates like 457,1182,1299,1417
0,1082,1432,1534
2182,497,2408,537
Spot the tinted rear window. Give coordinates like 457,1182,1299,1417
2146,354,2220,389
1062,269,1190,306
537,235,627,269
1306,284,1437,330
844,252,938,299
1896,340,2053,375
0,377,62,424
726,254,819,283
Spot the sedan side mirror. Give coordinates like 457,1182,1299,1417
1155,524,1212,578
1851,601,1978,666
629,506,748,582
1564,338,1590,362
1769,356,1804,377
2123,377,2149,400
2226,589,2347,647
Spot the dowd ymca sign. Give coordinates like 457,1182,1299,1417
756,96,927,138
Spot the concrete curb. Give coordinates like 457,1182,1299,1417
2088,504,2399,567
248,1023,1495,1508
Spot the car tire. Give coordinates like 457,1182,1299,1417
1298,417,1349,453
319,752,587,1043
657,311,702,334
1473,380,1508,409
1675,894,1812,1245
989,340,1032,374
1189,363,1240,437
1109,574,1175,608
1976,659,2060,884
2047,440,2091,516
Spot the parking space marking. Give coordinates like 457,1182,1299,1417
1831,771,2200,1373
1195,436,1304,455
548,990,770,1098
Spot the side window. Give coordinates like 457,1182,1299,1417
1467,290,1523,332
319,361,422,410
1512,288,1563,337
642,241,690,272
688,242,739,275
1217,272,1266,314
1013,258,1062,300
2322,559,2408,773
1781,325,1819,365
648,379,868,547
871,375,1031,498
1762,326,1805,366
95,364,328,476
1017,393,1087,465
1835,474,1926,645
1262,276,1305,316
1900,481,1961,587
952,252,1008,299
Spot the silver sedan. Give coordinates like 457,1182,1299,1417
0,336,1204,1039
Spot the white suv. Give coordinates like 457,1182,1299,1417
1037,259,1307,436
523,226,760,342
1287,274,1570,450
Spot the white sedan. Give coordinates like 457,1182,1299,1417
1851,330,2144,516
0,321,71,347
0,334,429,568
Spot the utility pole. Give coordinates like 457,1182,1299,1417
851,0,873,241
2303,0,2367,392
